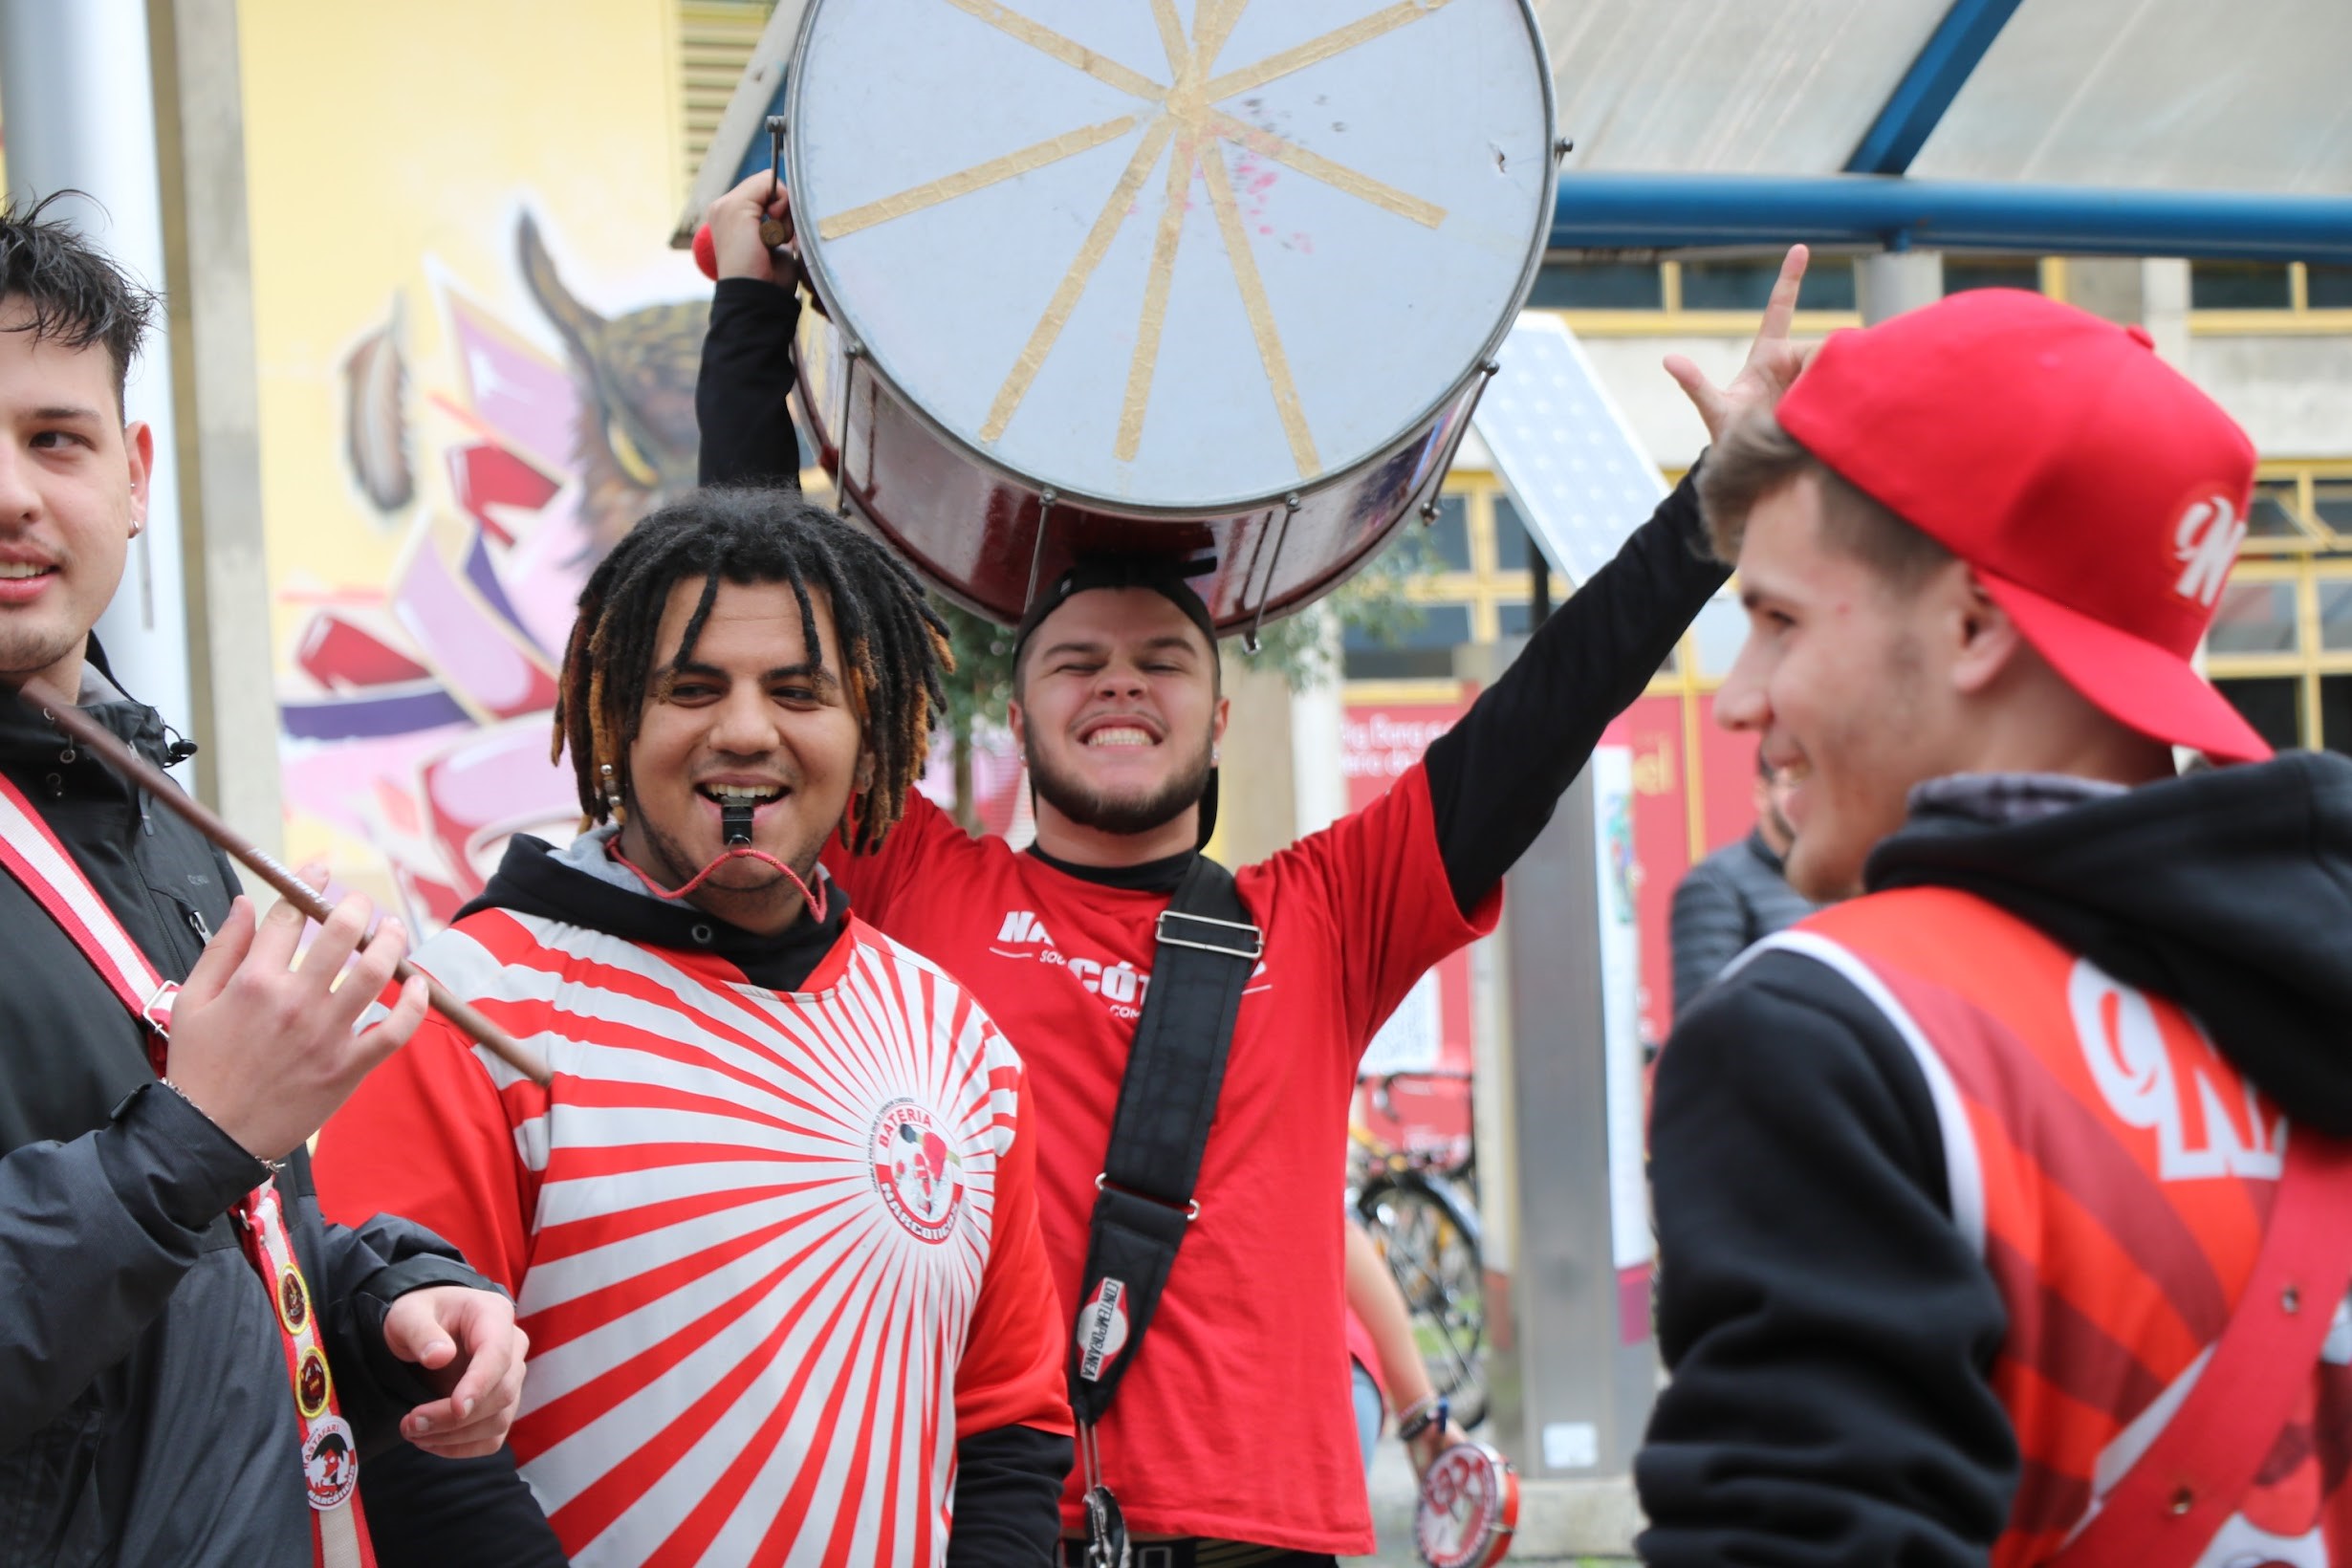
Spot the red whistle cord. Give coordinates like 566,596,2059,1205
606,843,829,925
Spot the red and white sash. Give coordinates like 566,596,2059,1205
0,771,374,1567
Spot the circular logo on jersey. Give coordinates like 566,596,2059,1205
295,1345,333,1419
276,1267,310,1333
1414,1442,1519,1568
869,1098,966,1244
301,1414,359,1512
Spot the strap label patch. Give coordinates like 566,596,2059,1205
1076,1277,1130,1383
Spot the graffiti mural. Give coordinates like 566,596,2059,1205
274,213,708,930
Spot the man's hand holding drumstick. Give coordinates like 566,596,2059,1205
161,868,425,1166
706,168,799,287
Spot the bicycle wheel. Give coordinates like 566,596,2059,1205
1358,1170,1488,1430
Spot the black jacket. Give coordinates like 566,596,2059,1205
1667,830,1815,1015
0,653,490,1567
1637,753,2352,1566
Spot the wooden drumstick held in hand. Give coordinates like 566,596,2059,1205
13,678,554,1087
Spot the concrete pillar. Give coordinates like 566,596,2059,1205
1210,658,1298,866
2140,258,2192,366
1858,249,1945,325
145,0,280,847
0,0,192,747
2061,256,2147,326
1288,608,1347,840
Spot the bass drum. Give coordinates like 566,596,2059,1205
786,0,1556,632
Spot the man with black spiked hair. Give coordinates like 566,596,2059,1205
316,489,1075,1565
0,193,528,1566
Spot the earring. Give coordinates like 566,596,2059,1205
1210,746,1221,767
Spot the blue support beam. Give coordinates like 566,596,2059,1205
1846,0,2026,175
1551,173,2352,264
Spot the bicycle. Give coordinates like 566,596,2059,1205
1349,1071,1488,1431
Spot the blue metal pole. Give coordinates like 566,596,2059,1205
1846,0,2027,176
1550,173,2352,264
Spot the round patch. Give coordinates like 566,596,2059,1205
1414,1442,1519,1568
295,1344,333,1419
1072,1277,1130,1383
869,1098,966,1244
301,1414,359,1512
276,1267,310,1333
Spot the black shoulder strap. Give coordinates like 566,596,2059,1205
1067,854,1259,1426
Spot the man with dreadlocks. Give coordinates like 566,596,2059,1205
314,488,1074,1566
693,182,1810,1560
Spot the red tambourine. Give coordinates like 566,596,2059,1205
1414,1441,1520,1568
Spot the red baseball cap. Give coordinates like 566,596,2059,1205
1776,288,2268,763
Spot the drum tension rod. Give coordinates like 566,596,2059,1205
1024,490,1059,612
1242,492,1301,656
1419,361,1503,525
759,115,790,251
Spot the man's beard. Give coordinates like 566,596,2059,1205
1027,730,1213,838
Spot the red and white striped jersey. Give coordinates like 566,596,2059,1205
317,898,1071,1567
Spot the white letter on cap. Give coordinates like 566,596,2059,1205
2173,496,2244,608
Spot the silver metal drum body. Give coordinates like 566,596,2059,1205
788,0,1556,632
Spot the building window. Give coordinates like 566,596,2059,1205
1944,257,2042,294
2188,262,2352,325
1680,257,1855,313
1529,261,1665,311
1426,493,1472,572
2310,265,2352,309
1343,603,1472,680
2215,677,2302,751
2210,581,2299,656
2190,262,2294,311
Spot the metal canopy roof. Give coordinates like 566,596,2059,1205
1542,0,2352,193
679,0,2352,260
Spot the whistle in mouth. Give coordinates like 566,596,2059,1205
722,801,756,846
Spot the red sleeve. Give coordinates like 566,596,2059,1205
1265,760,1502,1056
952,1069,1075,1438
312,1013,539,1297
825,783,956,927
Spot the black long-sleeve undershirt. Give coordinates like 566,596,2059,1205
696,276,1729,915
358,1425,1072,1566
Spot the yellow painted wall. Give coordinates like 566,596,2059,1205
241,0,716,920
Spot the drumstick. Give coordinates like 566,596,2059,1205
13,677,554,1087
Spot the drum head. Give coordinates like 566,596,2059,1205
790,0,1553,515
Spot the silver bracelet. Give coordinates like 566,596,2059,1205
157,1078,285,1175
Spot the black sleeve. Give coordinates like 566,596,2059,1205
358,1444,568,1567
697,276,805,488
1635,951,2017,1567
947,1423,1073,1567
0,1081,266,1443
1422,468,1727,913
1666,858,1748,1017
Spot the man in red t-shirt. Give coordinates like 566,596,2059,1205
700,175,1812,1561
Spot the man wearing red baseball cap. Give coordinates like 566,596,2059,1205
1635,288,2352,1566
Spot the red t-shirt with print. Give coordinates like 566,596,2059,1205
824,761,1495,1555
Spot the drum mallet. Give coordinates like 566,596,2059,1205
13,677,554,1087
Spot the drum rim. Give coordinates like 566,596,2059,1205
802,328,1484,629
783,0,1558,520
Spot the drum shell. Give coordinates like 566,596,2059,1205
795,302,1483,632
